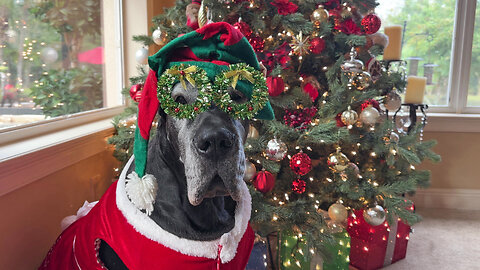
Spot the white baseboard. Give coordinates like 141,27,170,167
409,188,480,211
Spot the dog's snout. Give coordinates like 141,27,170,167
195,128,235,159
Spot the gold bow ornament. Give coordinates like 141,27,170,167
166,65,198,90
224,68,255,89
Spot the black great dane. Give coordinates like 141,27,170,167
39,22,274,270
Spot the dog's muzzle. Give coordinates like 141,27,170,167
193,122,236,161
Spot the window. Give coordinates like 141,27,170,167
0,0,124,131
377,0,478,113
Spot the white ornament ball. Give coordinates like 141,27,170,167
384,91,402,112
244,161,257,182
363,205,386,226
328,203,348,223
135,47,149,65
41,47,58,64
152,28,163,45
265,138,288,161
360,105,380,125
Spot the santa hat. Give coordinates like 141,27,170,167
127,22,274,215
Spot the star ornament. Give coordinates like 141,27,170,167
290,31,310,56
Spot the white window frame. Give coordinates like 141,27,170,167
0,0,126,145
429,0,478,114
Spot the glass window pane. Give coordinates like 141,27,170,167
467,0,480,107
377,0,456,106
0,0,106,130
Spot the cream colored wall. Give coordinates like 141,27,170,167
123,0,148,85
0,150,119,270
421,131,480,189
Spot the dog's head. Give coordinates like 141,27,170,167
163,82,249,206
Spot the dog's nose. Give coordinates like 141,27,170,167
194,128,235,160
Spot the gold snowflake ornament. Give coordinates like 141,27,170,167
290,31,310,56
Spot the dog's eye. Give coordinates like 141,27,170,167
175,95,188,105
229,88,247,104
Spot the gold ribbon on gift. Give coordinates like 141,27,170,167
166,66,198,90
224,68,255,89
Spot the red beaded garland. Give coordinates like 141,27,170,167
361,14,381,35
253,170,276,193
292,179,306,194
290,152,312,175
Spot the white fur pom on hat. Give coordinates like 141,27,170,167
125,172,158,216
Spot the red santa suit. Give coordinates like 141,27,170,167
39,157,254,270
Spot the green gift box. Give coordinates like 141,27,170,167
322,230,351,270
279,230,310,270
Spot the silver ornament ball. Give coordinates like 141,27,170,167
265,138,288,161
384,91,402,111
328,203,348,223
135,47,149,65
360,105,380,125
363,205,386,226
390,132,400,143
152,28,163,45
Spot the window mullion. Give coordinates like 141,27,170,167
456,0,477,113
448,0,467,113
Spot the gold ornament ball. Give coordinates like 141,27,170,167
348,71,372,91
244,161,257,182
247,125,259,139
328,203,348,223
341,106,358,127
311,6,329,24
328,148,350,172
363,205,386,226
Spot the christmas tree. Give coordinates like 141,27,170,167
110,0,440,268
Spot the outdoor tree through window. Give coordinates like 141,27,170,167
377,0,456,107
0,0,105,129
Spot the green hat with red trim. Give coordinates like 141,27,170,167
126,22,274,215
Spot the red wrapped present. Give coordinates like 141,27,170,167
347,210,411,270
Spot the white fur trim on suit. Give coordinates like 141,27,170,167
116,156,251,263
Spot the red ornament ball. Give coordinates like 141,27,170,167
267,76,285,97
253,170,276,193
249,35,265,52
129,83,143,102
292,179,306,194
309,37,325,54
361,14,381,35
234,21,252,38
290,152,312,175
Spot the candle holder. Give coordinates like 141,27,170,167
393,103,429,135
380,60,407,80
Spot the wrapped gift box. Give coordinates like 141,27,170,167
246,241,268,270
322,230,351,270
347,210,410,270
